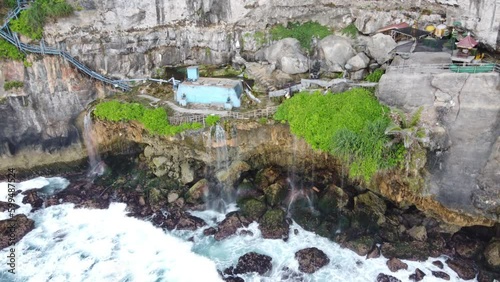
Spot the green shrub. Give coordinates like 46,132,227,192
253,31,267,47
10,0,74,40
93,101,201,136
205,115,220,126
274,88,400,182
258,117,268,125
0,39,25,60
270,21,331,52
365,69,384,82
341,23,358,38
3,80,23,91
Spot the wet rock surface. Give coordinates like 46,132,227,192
21,189,44,211
386,258,408,272
409,268,425,281
376,273,402,282
0,214,35,250
445,258,477,280
431,271,450,280
294,247,330,274
225,252,272,275
258,208,289,240
215,212,251,241
0,201,20,212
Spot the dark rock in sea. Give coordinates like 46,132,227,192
258,208,289,240
367,245,381,259
0,201,19,212
295,247,330,274
376,273,402,282
233,252,272,275
432,260,444,269
223,276,244,282
203,227,217,236
342,235,375,256
450,233,485,259
214,212,251,241
281,266,304,281
22,189,44,211
445,258,477,280
381,241,429,261
152,208,206,231
0,214,34,250
294,229,299,235
477,269,498,282
238,230,254,236
386,258,408,272
431,271,450,280
409,268,425,281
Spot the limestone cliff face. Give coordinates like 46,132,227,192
378,69,500,223
0,56,110,170
38,0,499,79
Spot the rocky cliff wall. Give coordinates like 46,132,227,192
0,56,110,171
378,70,500,222
36,0,499,79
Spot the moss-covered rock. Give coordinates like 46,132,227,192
264,183,287,206
259,208,289,240
318,184,349,214
186,179,209,204
236,181,264,202
239,198,267,222
341,236,375,256
381,241,430,261
354,191,386,224
255,167,281,190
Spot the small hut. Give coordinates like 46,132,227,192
456,33,478,57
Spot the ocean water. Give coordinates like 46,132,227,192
0,178,475,282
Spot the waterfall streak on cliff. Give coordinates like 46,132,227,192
83,113,104,177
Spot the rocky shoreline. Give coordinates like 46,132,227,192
2,152,499,281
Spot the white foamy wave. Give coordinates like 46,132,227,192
0,177,69,220
0,203,222,282
175,209,475,282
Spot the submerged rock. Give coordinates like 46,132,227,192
232,252,273,275
258,208,289,240
294,247,330,274
376,273,401,282
280,266,304,281
203,227,217,236
431,271,450,280
0,214,34,250
432,260,444,269
214,212,251,241
409,268,425,281
21,189,44,211
152,208,206,231
386,258,408,272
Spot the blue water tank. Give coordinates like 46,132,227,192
187,66,199,81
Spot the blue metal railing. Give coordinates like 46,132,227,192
1,0,130,91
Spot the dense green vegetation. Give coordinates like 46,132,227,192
365,69,385,82
3,80,23,90
93,101,202,136
0,39,25,60
270,21,331,52
205,115,221,126
274,88,405,182
341,23,358,38
10,0,74,40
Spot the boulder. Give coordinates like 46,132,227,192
367,246,381,259
236,181,263,202
365,34,397,64
445,258,476,280
0,214,35,249
216,161,251,186
407,226,427,242
261,38,308,74
376,273,401,282
386,258,408,272
319,35,356,72
483,240,500,270
381,241,430,261
214,212,251,241
167,192,179,203
180,161,195,184
255,167,281,190
22,189,44,211
318,184,349,214
354,191,386,224
431,271,450,280
258,208,289,240
350,69,367,80
432,260,444,269
152,208,206,231
239,198,267,222
233,252,272,275
409,268,426,281
346,52,370,71
203,227,217,236
295,247,330,274
0,201,20,212
354,11,392,34
263,183,287,206
186,179,209,204
342,236,375,256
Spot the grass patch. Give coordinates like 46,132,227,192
93,100,202,136
205,114,220,126
274,88,404,182
341,23,358,38
3,80,23,91
10,0,74,40
365,69,384,82
270,21,332,52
